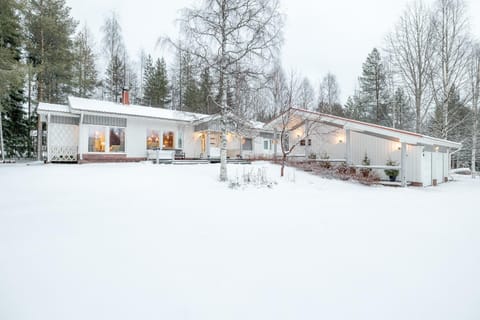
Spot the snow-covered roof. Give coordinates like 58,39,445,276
193,114,268,131
37,102,72,114
68,97,209,122
266,107,462,149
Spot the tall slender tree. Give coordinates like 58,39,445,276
101,12,125,102
387,0,435,133
176,0,283,181
467,43,480,175
72,25,98,98
430,0,470,139
24,0,77,159
24,0,77,103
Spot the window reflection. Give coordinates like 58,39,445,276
88,127,105,152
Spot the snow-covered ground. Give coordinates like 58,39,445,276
1,162,479,320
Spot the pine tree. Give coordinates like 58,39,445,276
72,25,97,98
24,0,77,104
359,48,390,126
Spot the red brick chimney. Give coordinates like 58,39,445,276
121,87,130,105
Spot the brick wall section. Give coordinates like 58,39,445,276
80,154,146,163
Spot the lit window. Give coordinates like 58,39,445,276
109,128,125,152
163,131,174,149
88,127,105,152
243,138,253,151
300,139,306,146
147,129,160,150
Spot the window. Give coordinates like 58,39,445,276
243,138,253,151
264,140,269,150
109,128,125,152
300,139,306,146
308,139,312,146
88,127,105,152
147,129,160,150
177,133,183,149
163,131,174,149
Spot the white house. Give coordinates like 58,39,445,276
37,97,461,187
36,96,275,163
266,108,462,187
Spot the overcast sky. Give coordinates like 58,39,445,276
66,0,480,103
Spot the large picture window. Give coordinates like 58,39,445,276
88,127,105,152
163,131,174,149
147,129,160,149
109,128,125,152
243,138,253,151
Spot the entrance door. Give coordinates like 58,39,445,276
421,151,432,186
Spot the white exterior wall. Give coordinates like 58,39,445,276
288,124,429,183
421,150,450,186
79,116,194,158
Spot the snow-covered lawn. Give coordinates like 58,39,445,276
1,162,479,320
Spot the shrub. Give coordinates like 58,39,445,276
384,159,399,178
360,153,372,177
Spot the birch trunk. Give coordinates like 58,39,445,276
0,111,5,163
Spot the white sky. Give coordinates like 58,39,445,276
67,0,480,103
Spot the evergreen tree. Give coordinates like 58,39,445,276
0,0,28,159
24,0,77,104
2,90,30,157
391,88,415,131
104,54,125,102
199,67,216,114
72,25,97,98
101,12,125,102
359,48,390,125
143,57,169,108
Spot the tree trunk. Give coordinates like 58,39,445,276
472,99,478,178
218,0,228,182
281,153,287,177
0,111,5,163
37,116,42,161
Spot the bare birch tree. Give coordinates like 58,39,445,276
318,73,341,114
430,0,470,139
386,0,435,133
174,0,283,181
467,43,480,176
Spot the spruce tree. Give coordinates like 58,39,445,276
0,0,29,159
359,48,390,126
104,54,125,103
143,57,169,108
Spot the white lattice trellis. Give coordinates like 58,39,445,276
48,124,79,162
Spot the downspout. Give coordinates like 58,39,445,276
47,113,51,162
79,112,84,161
